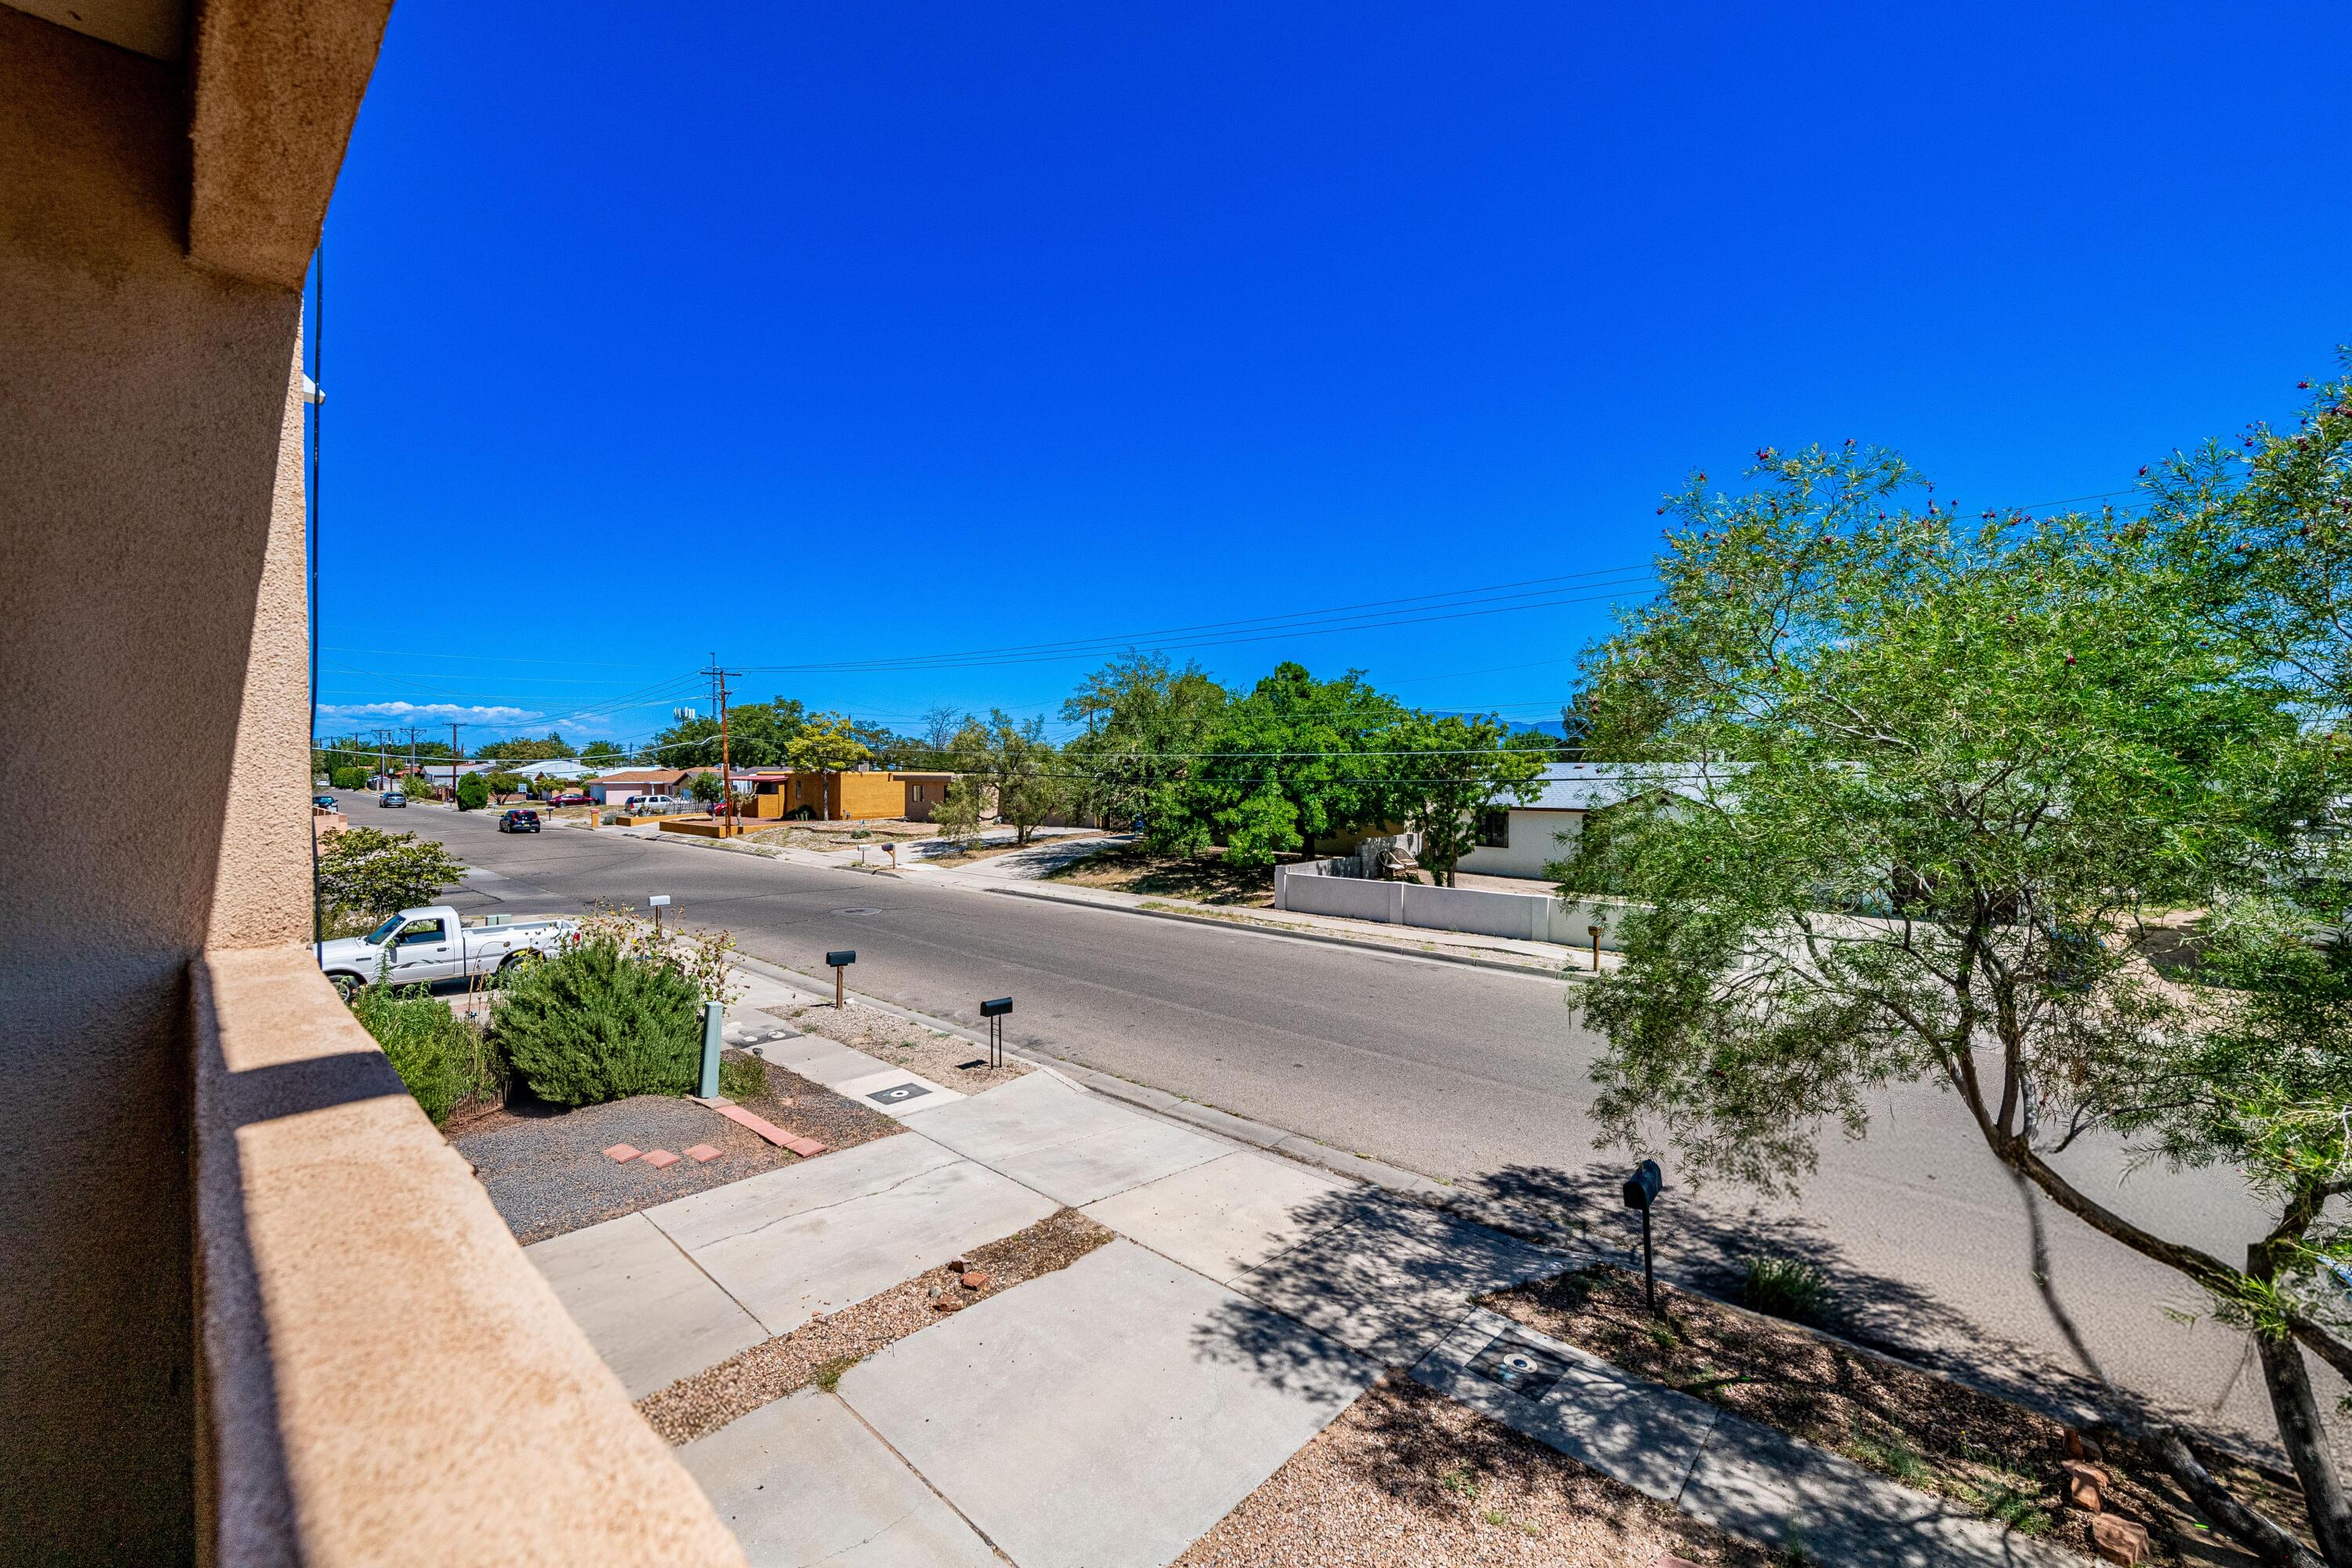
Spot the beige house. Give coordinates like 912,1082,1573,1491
0,4,740,1562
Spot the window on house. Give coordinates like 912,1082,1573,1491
1476,809,1510,848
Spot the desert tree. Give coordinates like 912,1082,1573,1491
1562,439,2350,1563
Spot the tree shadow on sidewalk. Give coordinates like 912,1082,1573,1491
1457,1158,2158,1435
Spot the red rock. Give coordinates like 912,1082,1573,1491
2065,1428,2105,1464
602,1143,642,1163
1652,1558,1702,1568
2090,1513,2150,1565
2063,1460,2107,1512
933,1296,964,1312
961,1271,989,1290
642,1149,681,1170
948,1257,971,1273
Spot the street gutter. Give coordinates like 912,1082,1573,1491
982,883,1588,980
726,950,1596,1252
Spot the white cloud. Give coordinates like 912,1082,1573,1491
317,702,546,728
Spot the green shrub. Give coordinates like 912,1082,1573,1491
456,771,491,811
492,939,702,1105
1742,1256,1830,1325
718,1052,769,1102
351,984,499,1123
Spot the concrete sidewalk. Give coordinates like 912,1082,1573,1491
528,1001,2074,1568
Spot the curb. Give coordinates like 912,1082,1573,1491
982,884,1587,980
725,953,1606,1254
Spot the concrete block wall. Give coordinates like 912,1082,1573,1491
1276,860,1632,951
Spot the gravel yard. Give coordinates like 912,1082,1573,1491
775,997,1034,1093
728,1051,907,1152
637,1208,1113,1445
455,1096,804,1244
452,1058,902,1245
1174,1373,1773,1568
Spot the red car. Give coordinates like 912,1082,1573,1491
549,791,592,806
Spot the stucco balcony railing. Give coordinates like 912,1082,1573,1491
193,946,744,1566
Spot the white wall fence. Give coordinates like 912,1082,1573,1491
1273,858,1629,950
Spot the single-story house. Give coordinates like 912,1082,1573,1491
735,768,961,822
588,768,692,806
1454,762,1726,880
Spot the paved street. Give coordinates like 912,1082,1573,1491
398,804,2306,1455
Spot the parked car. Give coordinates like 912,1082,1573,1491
549,790,592,806
313,794,337,809
496,809,542,833
379,790,407,808
314,905,580,999
629,793,687,815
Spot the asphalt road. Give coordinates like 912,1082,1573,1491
394,803,2308,1455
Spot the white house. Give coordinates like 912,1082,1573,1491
1454,762,1726,880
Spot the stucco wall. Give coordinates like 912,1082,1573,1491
0,9,307,1555
1455,807,1584,880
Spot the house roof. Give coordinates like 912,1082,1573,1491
590,768,688,784
1520,761,1737,812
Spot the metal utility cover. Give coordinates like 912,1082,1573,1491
1468,1330,1568,1401
868,1083,933,1105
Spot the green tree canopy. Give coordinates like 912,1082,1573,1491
1162,662,1406,865
653,697,809,768
316,827,467,920
786,710,874,775
1388,713,1549,886
579,740,626,766
1060,651,1228,829
454,772,491,811
475,731,577,762
1563,437,2350,1561
949,709,1065,846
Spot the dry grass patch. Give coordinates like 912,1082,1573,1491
1047,841,1278,906
637,1209,1113,1444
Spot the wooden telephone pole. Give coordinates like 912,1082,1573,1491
702,659,742,835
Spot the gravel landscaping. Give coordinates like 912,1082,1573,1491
1482,1265,2308,1566
774,997,1034,1093
728,1051,908,1152
637,1208,1114,1445
1174,1372,1773,1567
452,1058,902,1245
455,1096,804,1244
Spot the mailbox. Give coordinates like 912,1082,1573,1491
1621,1159,1664,1312
826,950,857,968
980,996,1013,1069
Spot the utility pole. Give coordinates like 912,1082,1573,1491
702,659,742,835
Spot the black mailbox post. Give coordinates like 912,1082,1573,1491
1621,1159,1662,1311
980,996,1012,1069
826,949,856,1009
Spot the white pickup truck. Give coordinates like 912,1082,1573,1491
316,904,580,999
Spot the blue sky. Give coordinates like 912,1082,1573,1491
314,2,2352,750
